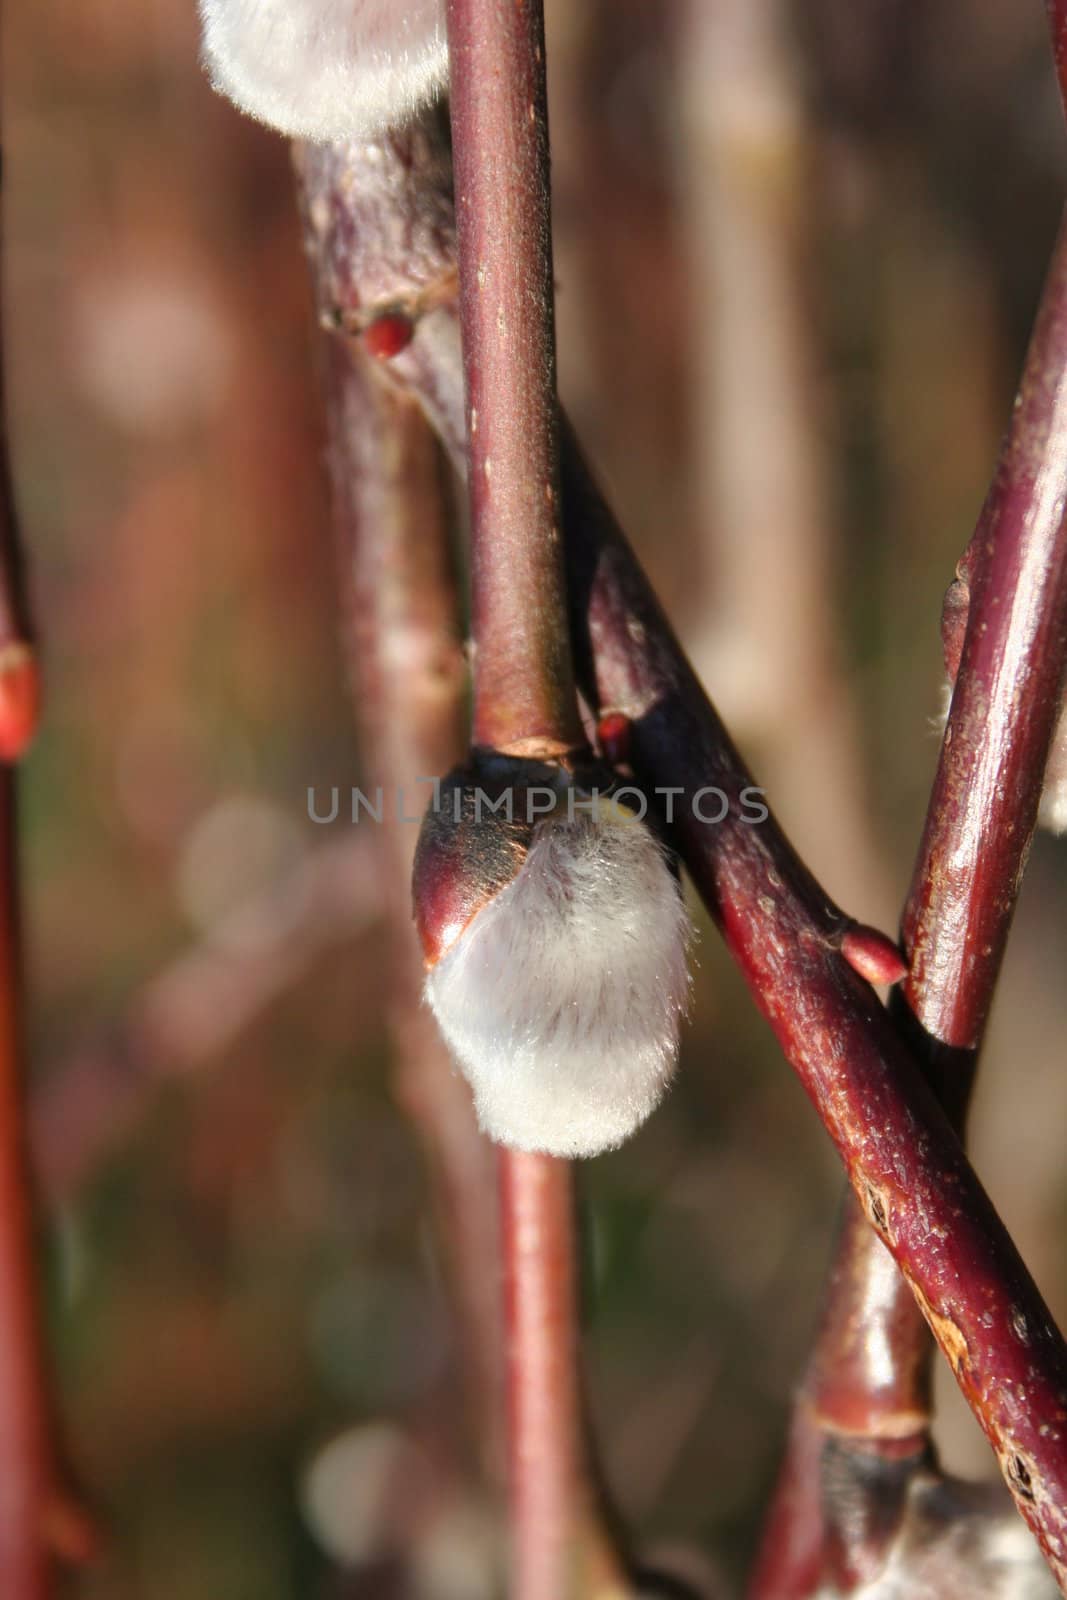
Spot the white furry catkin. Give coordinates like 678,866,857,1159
198,0,448,142
424,797,691,1159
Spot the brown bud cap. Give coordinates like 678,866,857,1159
413,753,589,968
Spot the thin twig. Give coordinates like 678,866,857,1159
751,195,1067,1599
497,1152,633,1598
295,122,507,1484
447,0,581,758
327,344,507,1479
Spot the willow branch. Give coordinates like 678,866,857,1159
446,0,581,757
560,429,1067,1593
330,351,507,1476
903,224,1067,1052
751,172,1067,1600
444,4,631,1592
444,5,631,1591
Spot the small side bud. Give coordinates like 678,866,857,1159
412,755,691,1159
198,0,448,143
841,924,908,988
596,711,632,768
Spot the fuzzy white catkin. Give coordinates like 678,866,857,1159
198,0,448,142
425,798,691,1159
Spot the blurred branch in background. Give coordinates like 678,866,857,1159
677,0,893,927
31,834,378,1205
294,109,505,1504
0,22,100,1591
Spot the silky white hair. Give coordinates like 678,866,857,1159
425,797,691,1158
198,0,448,142
815,1475,1056,1600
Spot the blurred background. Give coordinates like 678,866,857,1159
5,0,1067,1594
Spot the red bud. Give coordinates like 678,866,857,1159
364,312,415,361
841,924,908,987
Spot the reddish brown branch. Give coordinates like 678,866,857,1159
326,343,506,1477
559,429,1067,1592
442,6,632,1594
446,0,581,755
295,129,506,1480
499,1153,578,1597
499,1152,627,1599
902,216,1067,1054
752,203,1067,1596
